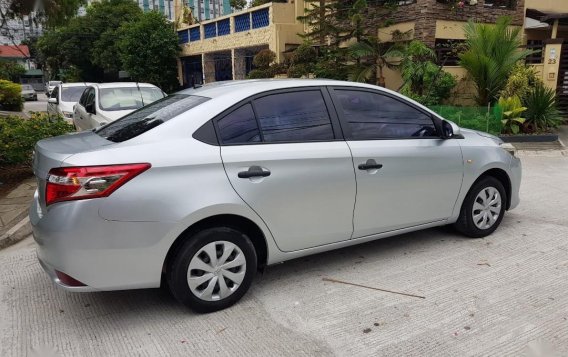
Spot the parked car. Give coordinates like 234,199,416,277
45,81,62,95
47,82,93,123
20,84,37,101
73,82,166,131
30,79,521,313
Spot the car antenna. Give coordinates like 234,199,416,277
136,82,145,107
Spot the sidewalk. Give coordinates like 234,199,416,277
0,178,36,249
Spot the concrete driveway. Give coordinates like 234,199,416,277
23,92,48,114
1,152,567,356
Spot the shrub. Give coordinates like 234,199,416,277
401,62,457,106
247,69,273,79
0,112,74,166
252,49,276,70
428,105,502,136
0,80,23,112
501,63,539,101
287,63,311,78
291,44,317,66
524,82,563,133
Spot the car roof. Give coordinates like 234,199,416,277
92,82,159,89
61,82,94,88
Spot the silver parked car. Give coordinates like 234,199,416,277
21,84,37,101
73,82,165,131
30,80,521,312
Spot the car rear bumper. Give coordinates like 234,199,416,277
30,191,174,291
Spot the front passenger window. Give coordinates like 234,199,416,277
335,90,437,140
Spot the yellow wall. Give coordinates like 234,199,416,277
435,20,467,40
525,0,568,13
378,22,415,42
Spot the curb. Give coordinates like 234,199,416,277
0,215,32,250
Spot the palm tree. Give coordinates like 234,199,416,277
459,16,535,106
349,36,404,87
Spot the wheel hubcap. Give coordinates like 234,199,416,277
187,241,246,301
472,187,502,230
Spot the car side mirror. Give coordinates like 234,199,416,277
48,97,58,104
85,103,95,115
441,120,461,139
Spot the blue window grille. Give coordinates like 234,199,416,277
234,13,250,32
251,8,269,29
204,23,217,39
189,27,200,42
217,19,230,36
178,30,189,44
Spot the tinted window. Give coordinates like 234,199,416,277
96,94,209,142
79,88,90,106
335,90,436,139
61,86,87,102
50,86,59,99
218,104,260,144
253,91,334,143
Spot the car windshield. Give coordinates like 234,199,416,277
96,94,210,142
99,87,165,111
61,86,87,102
22,85,34,91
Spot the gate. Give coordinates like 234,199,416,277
556,42,568,117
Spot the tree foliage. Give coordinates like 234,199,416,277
459,16,534,105
230,0,247,10
0,61,26,82
118,11,180,92
349,36,403,87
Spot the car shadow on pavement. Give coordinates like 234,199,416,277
16,224,486,319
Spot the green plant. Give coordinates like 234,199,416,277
0,80,23,112
428,105,502,136
399,41,457,105
524,82,563,133
252,49,276,70
349,35,403,87
287,43,318,78
501,62,539,101
497,96,527,134
459,16,535,106
0,61,26,82
0,112,74,166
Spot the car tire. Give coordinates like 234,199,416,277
454,176,507,238
167,227,257,313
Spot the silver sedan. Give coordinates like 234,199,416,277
30,79,521,312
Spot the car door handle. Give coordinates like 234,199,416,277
238,166,271,179
358,159,383,171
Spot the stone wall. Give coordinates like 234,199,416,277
390,0,525,45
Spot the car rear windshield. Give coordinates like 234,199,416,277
96,94,210,142
61,86,87,102
99,87,165,111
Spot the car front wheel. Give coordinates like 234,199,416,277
167,227,257,313
454,176,507,238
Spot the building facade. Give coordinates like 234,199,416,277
0,0,43,45
186,0,231,22
177,0,305,85
79,0,175,20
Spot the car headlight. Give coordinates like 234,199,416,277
62,111,73,119
500,143,517,157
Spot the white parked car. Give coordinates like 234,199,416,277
73,82,165,131
45,81,62,95
47,82,93,123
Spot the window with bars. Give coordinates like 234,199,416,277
204,23,216,39
525,40,544,64
178,30,189,44
189,27,200,42
483,0,516,9
217,19,230,36
235,13,251,32
434,39,465,66
252,8,269,29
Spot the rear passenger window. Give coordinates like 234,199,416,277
253,91,334,143
335,90,437,140
217,104,261,144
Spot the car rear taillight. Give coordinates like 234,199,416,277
45,163,151,206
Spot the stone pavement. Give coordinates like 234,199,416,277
0,178,36,249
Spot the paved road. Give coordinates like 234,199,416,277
1,152,567,356
23,92,48,114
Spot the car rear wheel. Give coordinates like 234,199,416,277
454,176,506,238
167,227,257,313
